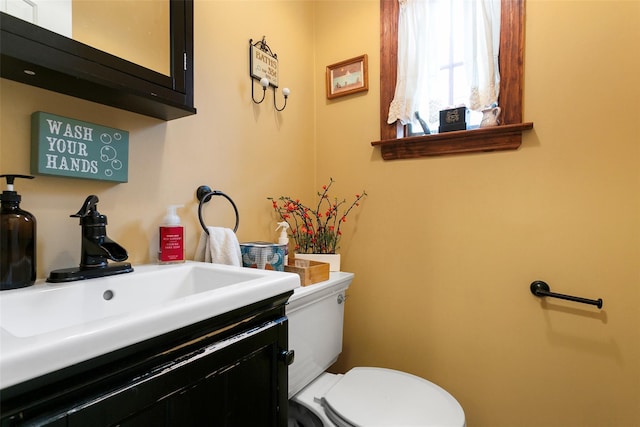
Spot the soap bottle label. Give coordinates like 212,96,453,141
159,226,184,263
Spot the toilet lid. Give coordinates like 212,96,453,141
321,367,465,427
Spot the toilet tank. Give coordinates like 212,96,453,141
287,272,354,398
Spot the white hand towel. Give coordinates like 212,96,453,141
195,226,242,266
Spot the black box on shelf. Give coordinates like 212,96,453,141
438,107,467,133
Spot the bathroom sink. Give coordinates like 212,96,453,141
0,261,299,389
2,263,265,338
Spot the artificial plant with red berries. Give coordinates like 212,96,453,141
268,178,367,254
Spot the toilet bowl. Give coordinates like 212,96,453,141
287,272,465,427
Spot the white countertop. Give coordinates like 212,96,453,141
0,262,300,389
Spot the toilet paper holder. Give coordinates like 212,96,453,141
530,280,603,309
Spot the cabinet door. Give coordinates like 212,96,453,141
67,319,289,427
117,343,275,426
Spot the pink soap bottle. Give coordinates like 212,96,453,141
159,205,184,264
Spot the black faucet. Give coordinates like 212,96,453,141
72,195,128,268
47,195,133,282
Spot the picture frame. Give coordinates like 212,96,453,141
326,54,368,99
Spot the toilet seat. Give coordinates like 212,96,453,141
316,367,465,427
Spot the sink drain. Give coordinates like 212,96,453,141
103,290,114,300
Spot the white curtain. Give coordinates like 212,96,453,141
464,0,501,110
387,0,501,126
387,0,437,125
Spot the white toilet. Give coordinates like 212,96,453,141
287,272,465,427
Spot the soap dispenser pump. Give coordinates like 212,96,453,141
159,205,185,264
0,174,36,290
276,221,290,262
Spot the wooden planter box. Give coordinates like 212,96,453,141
285,259,330,286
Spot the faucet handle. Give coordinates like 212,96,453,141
71,195,107,228
71,195,107,227
71,195,100,218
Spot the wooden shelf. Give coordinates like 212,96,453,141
371,122,534,160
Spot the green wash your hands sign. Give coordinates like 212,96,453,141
31,112,129,183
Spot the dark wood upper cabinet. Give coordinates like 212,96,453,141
0,0,195,121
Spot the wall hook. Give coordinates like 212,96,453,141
249,37,290,111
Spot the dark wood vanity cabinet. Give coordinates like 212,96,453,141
0,292,293,427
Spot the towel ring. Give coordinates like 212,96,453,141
196,185,239,234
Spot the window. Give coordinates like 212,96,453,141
378,0,526,143
389,0,501,133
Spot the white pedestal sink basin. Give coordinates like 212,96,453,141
0,261,299,389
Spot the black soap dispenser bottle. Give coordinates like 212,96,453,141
0,174,37,290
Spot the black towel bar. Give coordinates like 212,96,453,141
196,185,239,234
530,281,603,309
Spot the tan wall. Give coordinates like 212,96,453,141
1,1,317,272
1,1,638,426
315,1,640,426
